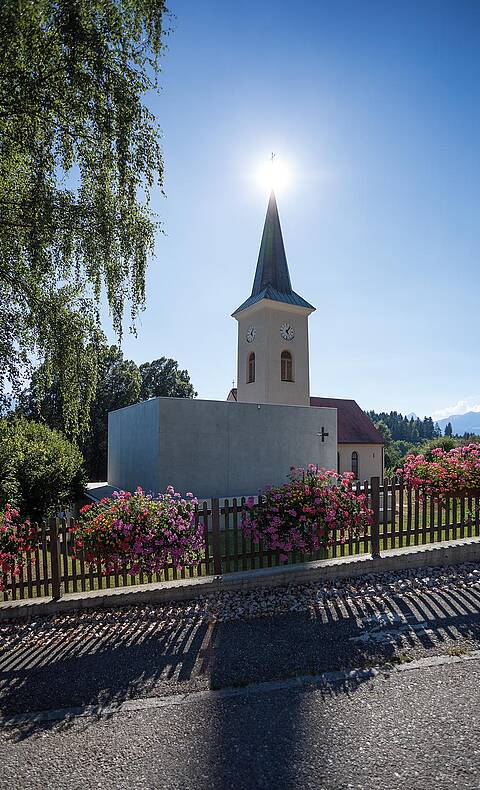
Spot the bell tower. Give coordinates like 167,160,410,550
232,192,315,406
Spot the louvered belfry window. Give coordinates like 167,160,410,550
247,352,255,383
281,350,293,382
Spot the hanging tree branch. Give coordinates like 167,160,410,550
0,0,170,433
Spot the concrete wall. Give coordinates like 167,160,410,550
108,397,337,498
108,398,161,494
235,300,313,406
338,443,384,483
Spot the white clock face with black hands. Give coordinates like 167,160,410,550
246,326,256,343
280,322,295,341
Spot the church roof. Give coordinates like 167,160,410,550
232,191,314,316
226,389,384,445
309,397,385,444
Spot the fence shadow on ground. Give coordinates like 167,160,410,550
3,584,480,742
0,612,211,741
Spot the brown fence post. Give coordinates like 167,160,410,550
49,517,62,599
370,477,381,558
211,498,222,575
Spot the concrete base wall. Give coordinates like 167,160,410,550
3,537,479,621
108,397,337,499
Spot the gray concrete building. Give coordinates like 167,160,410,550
108,397,337,498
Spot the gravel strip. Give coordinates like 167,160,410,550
2,560,480,657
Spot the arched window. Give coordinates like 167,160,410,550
281,350,293,382
351,451,359,479
247,352,255,383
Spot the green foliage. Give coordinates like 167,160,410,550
391,439,417,457
16,346,197,481
0,0,169,433
83,346,142,480
384,434,480,474
16,367,65,432
384,440,416,475
373,420,392,445
444,421,453,437
139,358,197,400
0,421,20,506
17,344,141,481
369,409,444,475
415,435,480,460
0,418,86,519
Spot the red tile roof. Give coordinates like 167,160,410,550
227,389,383,445
309,397,384,444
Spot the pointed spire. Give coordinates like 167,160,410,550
232,191,314,316
251,191,292,296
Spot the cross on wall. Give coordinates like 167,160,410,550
317,427,330,443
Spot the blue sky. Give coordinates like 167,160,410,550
112,0,480,421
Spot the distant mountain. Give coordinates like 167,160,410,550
436,412,480,436
406,412,418,420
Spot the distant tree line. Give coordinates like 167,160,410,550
366,410,480,475
366,411,442,443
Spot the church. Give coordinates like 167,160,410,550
105,192,383,500
227,191,384,483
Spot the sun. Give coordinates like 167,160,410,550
255,154,291,193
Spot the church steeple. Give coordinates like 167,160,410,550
232,191,314,316
252,191,292,295
232,189,315,407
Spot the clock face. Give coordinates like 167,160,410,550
280,322,295,341
246,326,256,343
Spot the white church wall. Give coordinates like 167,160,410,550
108,397,337,499
338,443,384,483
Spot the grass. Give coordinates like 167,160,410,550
393,653,414,665
446,646,470,657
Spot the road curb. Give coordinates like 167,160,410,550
2,536,480,622
4,648,480,727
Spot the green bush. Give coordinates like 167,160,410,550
415,435,480,461
0,418,86,520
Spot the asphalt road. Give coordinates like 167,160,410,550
3,579,480,789
2,657,480,790
4,584,480,718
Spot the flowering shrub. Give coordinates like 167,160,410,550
0,504,37,590
242,465,373,562
73,487,204,575
399,444,480,499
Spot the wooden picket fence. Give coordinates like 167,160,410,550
3,477,480,601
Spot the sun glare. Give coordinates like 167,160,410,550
255,155,291,193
